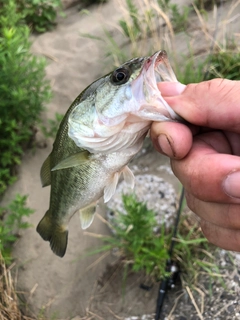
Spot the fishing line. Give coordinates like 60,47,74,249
154,187,184,320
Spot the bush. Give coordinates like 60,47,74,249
0,0,51,195
16,0,62,33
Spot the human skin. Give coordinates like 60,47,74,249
150,79,240,252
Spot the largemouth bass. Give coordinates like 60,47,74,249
37,50,182,257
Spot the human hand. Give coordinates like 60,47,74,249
151,79,240,251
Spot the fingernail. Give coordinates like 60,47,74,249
158,82,186,96
173,82,186,94
157,134,175,157
223,171,240,199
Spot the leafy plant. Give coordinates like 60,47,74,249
0,0,51,195
16,0,62,33
93,194,170,279
41,112,64,139
0,194,34,263
87,194,224,286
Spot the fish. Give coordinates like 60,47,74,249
37,50,182,257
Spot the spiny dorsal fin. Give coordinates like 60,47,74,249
79,203,97,230
51,150,90,171
103,172,120,203
122,166,135,189
40,155,51,187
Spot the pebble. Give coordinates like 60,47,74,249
106,174,178,232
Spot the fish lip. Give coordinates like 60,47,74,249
142,50,177,92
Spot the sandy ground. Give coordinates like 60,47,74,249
2,0,240,319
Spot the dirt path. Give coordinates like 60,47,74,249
2,0,240,319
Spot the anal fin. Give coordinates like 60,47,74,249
79,203,97,230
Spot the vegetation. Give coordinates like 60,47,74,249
95,194,170,279
41,112,64,139
0,194,34,263
0,0,51,195
88,194,223,286
85,0,240,84
16,0,62,33
204,45,240,81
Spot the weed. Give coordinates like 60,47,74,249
89,194,170,279
87,194,222,285
205,46,240,80
0,194,34,263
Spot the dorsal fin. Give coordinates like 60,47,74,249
40,155,51,187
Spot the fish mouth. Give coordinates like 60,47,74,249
151,50,177,83
141,50,177,97
131,50,180,121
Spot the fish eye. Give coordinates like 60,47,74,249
110,67,130,85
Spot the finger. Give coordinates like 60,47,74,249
171,131,240,203
157,82,186,96
164,79,240,132
185,191,240,230
200,219,240,252
150,121,193,159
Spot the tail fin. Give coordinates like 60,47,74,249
36,210,68,258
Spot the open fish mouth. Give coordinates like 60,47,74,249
144,50,177,85
132,50,177,101
131,50,180,121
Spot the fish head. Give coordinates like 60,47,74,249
68,50,182,153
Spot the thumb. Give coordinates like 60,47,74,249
161,79,240,132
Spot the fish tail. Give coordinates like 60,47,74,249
36,210,68,258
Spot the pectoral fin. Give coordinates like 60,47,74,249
103,172,120,203
122,166,135,189
40,155,51,187
52,150,90,171
79,203,97,229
